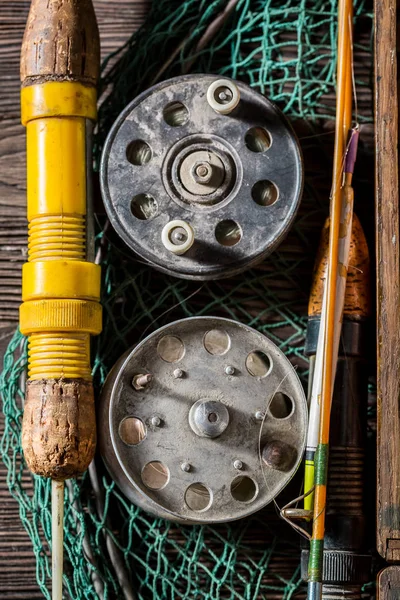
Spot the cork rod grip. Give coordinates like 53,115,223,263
22,380,96,480
308,213,370,319
20,0,100,86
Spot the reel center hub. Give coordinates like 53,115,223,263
165,135,238,207
179,150,226,197
189,399,230,438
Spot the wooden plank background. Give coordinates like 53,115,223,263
375,0,400,563
0,2,149,597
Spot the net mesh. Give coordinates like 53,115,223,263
0,0,374,598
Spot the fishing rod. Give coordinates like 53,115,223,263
19,1,101,598
290,0,357,597
304,125,358,517
301,213,372,598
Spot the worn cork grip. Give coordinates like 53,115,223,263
20,0,100,86
22,379,96,480
308,213,370,319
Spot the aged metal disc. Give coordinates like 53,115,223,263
99,317,307,524
100,75,303,280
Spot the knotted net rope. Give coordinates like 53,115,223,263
1,0,373,598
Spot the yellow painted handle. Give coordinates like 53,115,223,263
20,80,101,382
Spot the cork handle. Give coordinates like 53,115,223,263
308,213,370,319
22,379,96,480
21,0,100,86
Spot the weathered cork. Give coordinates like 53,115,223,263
22,379,96,480
21,0,100,86
308,213,370,319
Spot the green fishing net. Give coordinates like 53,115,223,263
0,0,374,598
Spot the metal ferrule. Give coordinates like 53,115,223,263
308,581,323,600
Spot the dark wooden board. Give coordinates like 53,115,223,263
375,0,400,563
378,566,400,599
0,2,149,597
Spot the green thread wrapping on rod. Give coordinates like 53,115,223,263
0,0,373,598
307,444,329,588
314,443,329,486
308,539,324,582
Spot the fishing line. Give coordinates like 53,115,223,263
348,12,358,128
138,285,204,342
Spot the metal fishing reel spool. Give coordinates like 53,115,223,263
100,75,303,280
99,317,307,524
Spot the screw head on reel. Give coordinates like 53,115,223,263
100,75,303,280
98,317,307,524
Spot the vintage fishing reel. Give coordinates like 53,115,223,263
100,75,303,280
99,317,307,524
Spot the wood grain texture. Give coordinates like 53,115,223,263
0,1,148,597
375,0,400,561
21,0,100,86
378,566,400,599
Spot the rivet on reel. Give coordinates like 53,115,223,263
98,317,307,524
100,75,303,280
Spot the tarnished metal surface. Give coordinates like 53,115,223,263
100,74,303,280
99,317,307,524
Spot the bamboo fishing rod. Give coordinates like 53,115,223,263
19,1,101,598
300,213,372,598
306,0,355,598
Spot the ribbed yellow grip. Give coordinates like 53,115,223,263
20,300,102,335
28,216,86,261
28,333,92,380
20,80,101,383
